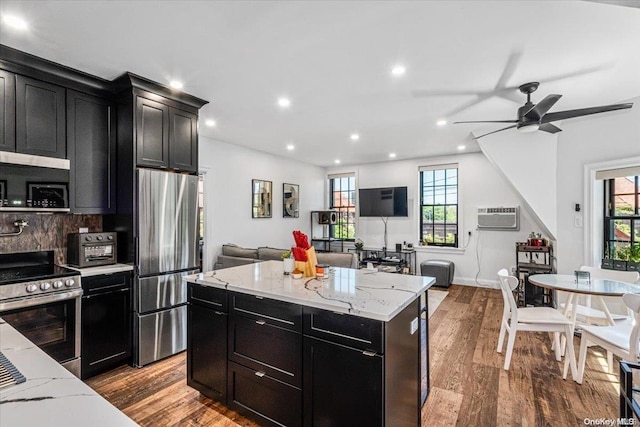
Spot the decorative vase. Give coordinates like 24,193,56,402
283,258,295,275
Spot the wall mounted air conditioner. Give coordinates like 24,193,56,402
477,207,519,231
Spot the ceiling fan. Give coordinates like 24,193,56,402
453,82,633,139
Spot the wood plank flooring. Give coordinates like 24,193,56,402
86,285,619,426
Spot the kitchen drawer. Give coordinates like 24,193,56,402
228,361,302,427
303,307,384,354
230,291,302,332
229,314,301,387
189,283,227,312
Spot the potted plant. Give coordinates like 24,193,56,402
282,250,295,275
628,243,640,272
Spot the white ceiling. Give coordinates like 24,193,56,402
1,1,639,167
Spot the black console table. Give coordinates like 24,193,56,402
351,247,417,275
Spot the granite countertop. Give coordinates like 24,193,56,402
0,320,137,427
63,263,134,277
185,260,434,322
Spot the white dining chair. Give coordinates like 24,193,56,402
570,293,640,384
497,269,577,379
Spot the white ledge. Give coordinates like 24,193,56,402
414,246,465,255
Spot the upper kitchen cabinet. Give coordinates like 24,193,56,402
67,90,117,214
0,70,16,152
15,75,66,158
115,73,208,174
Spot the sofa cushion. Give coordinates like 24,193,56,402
222,244,258,259
258,246,289,261
216,254,259,269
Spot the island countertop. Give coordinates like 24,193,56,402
185,260,434,322
0,320,137,427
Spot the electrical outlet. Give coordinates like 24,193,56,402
574,216,583,227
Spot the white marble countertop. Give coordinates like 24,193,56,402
185,261,434,322
0,320,137,427
63,263,134,277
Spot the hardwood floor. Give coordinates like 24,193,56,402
86,285,619,426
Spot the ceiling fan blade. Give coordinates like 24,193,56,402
494,51,522,90
524,94,562,120
539,123,562,134
454,120,518,124
411,89,483,98
541,103,633,123
474,125,518,139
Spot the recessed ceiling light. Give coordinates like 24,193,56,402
169,80,184,90
457,145,466,151
2,15,28,30
391,65,406,76
437,119,447,126
334,159,341,164
286,144,295,151
277,97,291,108
350,133,360,141
389,153,396,159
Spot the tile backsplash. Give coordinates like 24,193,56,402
0,213,102,265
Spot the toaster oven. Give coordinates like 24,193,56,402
67,232,117,268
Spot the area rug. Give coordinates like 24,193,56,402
427,289,449,318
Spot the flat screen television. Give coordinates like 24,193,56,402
358,186,408,217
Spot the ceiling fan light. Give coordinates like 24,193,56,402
518,124,539,133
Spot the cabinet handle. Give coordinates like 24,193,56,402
255,295,264,300
255,371,266,377
255,320,266,325
362,350,377,357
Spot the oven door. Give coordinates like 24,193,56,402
0,289,82,376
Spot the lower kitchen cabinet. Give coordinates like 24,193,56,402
228,361,302,427
81,272,131,380
188,303,227,402
303,336,383,427
187,283,228,402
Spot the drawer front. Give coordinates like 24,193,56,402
303,307,384,354
228,361,302,427
189,283,227,312
230,291,302,332
229,314,302,387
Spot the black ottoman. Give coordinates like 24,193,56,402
420,259,455,288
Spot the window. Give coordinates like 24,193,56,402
420,164,458,247
329,174,356,239
603,174,640,264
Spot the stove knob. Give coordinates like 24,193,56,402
107,235,114,240
85,236,92,241
26,284,38,293
40,282,51,291
53,280,63,289
65,279,75,287
97,235,103,241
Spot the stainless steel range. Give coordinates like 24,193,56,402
0,251,82,377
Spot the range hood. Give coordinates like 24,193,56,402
0,152,71,213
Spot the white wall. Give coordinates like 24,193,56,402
555,97,640,273
477,96,640,274
199,137,326,270
479,131,558,239
328,152,538,287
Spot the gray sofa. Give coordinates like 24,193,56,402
215,244,358,270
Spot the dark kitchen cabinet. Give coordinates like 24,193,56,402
303,336,383,427
0,70,16,152
226,292,302,427
67,90,116,214
135,95,199,173
15,75,66,158
81,272,132,380
187,283,228,403
169,108,198,172
136,95,169,169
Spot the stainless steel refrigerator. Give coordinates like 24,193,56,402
134,168,199,367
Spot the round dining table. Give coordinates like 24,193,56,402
528,273,640,325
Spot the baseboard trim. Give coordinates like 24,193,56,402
451,277,499,289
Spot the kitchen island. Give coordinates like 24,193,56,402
0,319,137,427
185,260,434,427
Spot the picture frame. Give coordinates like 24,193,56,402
252,179,272,218
283,183,299,218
